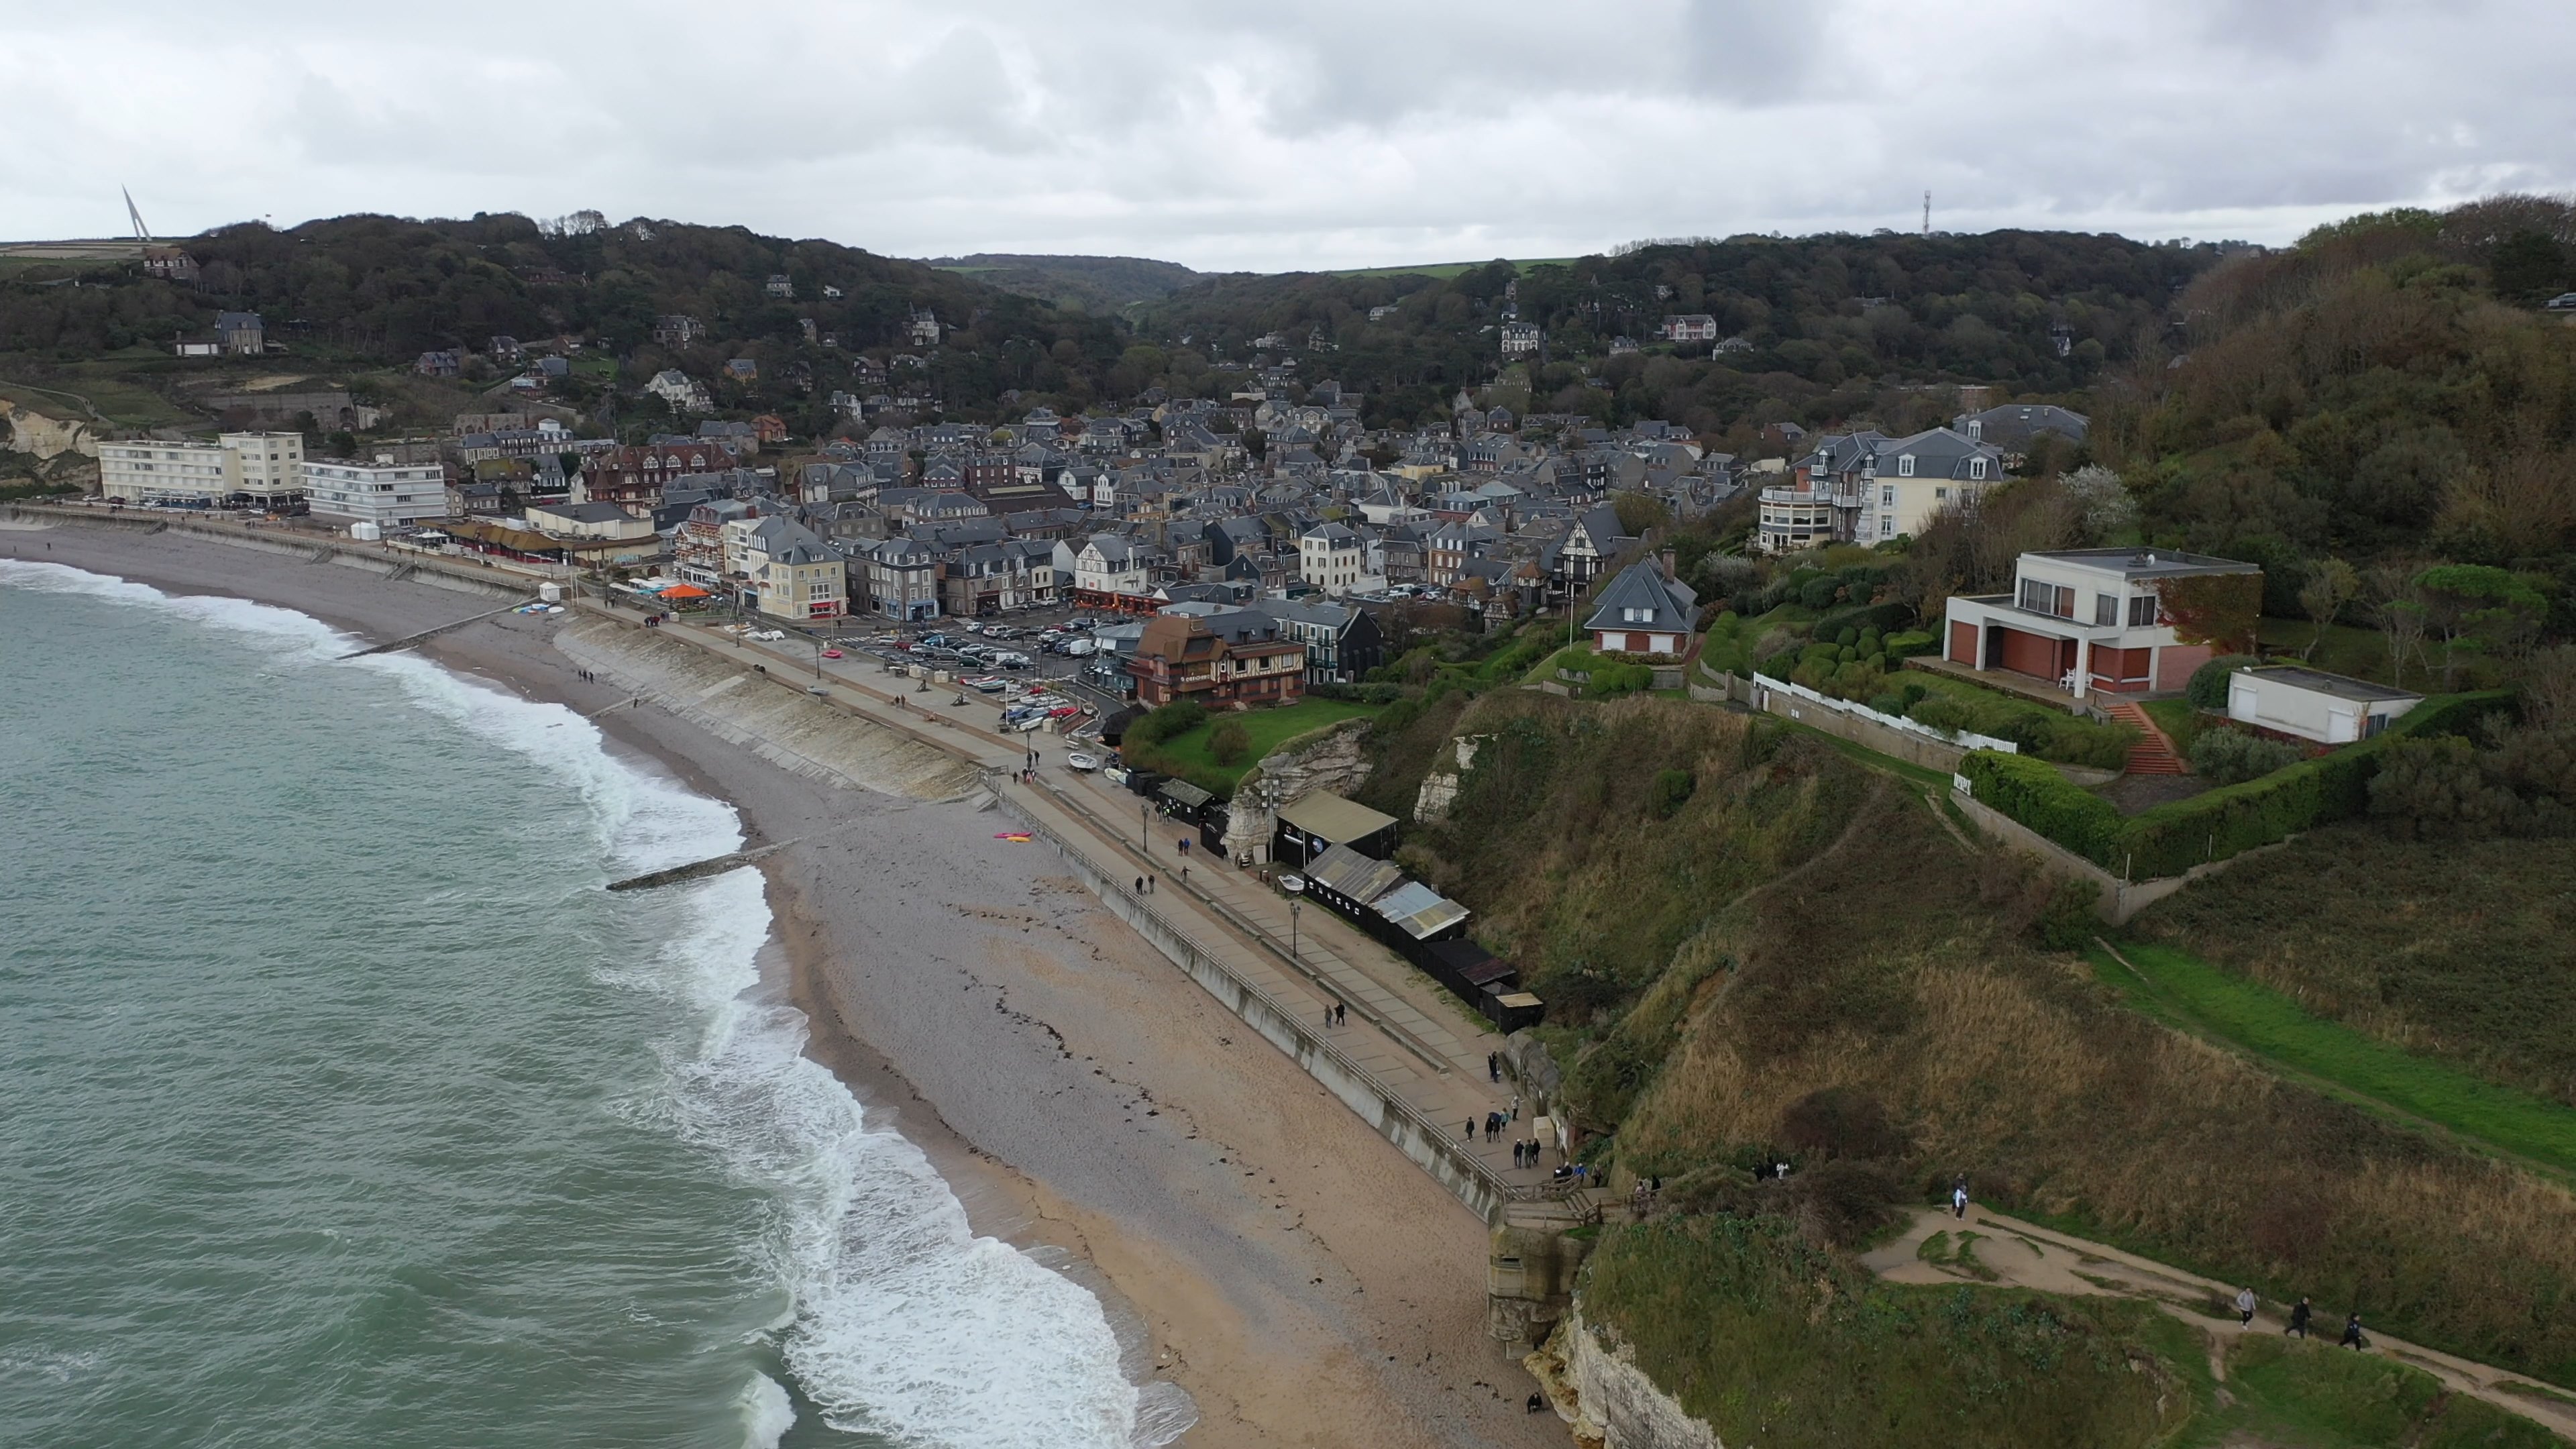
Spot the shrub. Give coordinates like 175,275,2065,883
1208,719,1252,765
1835,627,1860,647
1126,699,1208,747
1957,751,2126,862
2188,727,2304,784
1799,576,1842,610
1908,694,1974,733
1651,767,1697,818
2186,654,2262,710
1884,630,1939,659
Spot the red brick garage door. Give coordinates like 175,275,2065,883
1996,627,2064,680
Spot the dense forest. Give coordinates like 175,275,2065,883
0,213,1136,419
920,254,1212,313
1138,231,2238,431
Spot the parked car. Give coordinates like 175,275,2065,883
966,676,1008,693
820,648,843,659
747,629,786,641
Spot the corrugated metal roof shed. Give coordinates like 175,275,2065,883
1371,880,1470,941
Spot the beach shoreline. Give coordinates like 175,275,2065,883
1,521,1560,1449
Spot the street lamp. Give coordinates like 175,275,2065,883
1140,800,1150,852
1285,874,1304,966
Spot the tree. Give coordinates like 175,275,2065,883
1209,718,1252,766
2296,556,2358,659
2059,464,2135,541
2153,572,2262,654
2414,564,2547,686
2364,565,2430,690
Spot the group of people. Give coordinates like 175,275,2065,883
2273,1293,2369,1350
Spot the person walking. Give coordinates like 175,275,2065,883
2340,1312,2367,1351
1462,1118,1474,1141
1951,1177,1969,1220
1334,1003,1345,1026
2235,1287,2257,1327
1147,873,1156,894
1487,1051,1499,1083
2286,1297,2313,1339
1135,876,1145,896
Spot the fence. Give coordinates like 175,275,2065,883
985,788,1568,1224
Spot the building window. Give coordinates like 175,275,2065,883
1935,486,1949,500
1897,455,1915,477
2094,593,2120,626
1881,485,1895,506
2129,593,2159,627
2019,578,2053,614
1970,457,1987,480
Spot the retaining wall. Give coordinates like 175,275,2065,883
1950,788,2271,924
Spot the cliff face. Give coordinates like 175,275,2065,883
0,399,99,462
1531,1307,1723,1449
1220,718,1373,863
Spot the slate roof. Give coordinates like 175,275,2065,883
1584,560,1701,635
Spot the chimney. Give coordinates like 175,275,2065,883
1658,547,1675,581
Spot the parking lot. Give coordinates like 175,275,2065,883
729,609,1136,720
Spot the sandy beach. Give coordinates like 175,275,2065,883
1,520,1560,1449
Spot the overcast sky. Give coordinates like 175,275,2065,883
6,0,2568,272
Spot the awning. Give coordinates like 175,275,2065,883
1276,790,1399,846
659,584,712,600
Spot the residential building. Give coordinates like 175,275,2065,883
857,536,941,620
1940,548,2261,699
96,432,306,508
215,311,265,355
1127,610,1305,709
416,350,462,378
1957,402,2089,451
1251,598,1383,684
678,498,761,585
301,458,447,527
1658,314,1719,343
742,517,847,621
579,441,735,513
1499,321,1542,357
939,539,1058,616
1297,521,1367,596
646,369,714,414
763,274,794,299
142,246,199,282
908,308,942,345
653,315,704,347
1584,559,1700,656
1071,533,1159,598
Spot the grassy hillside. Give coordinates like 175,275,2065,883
2131,824,2576,1106
1374,690,2576,1385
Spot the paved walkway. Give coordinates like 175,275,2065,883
1864,1203,2576,1441
606,604,1580,1202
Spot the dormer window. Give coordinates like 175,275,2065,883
1970,457,1987,480
1897,455,1916,477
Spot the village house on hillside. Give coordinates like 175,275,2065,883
1941,548,2260,700
1585,558,1700,657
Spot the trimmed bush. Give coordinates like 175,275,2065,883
1883,630,1939,659
1208,719,1252,765
2186,654,2262,710
1958,752,2127,861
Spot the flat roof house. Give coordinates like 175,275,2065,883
2226,665,2421,745
1942,548,2260,700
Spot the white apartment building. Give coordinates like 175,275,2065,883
96,432,307,508
301,458,447,527
1297,521,1367,596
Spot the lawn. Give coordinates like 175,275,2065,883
2256,616,2506,692
2092,941,2576,1177
1146,698,1379,787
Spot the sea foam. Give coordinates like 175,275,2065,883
2,560,1165,1448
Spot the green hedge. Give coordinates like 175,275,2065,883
1957,751,2127,862
1961,692,2516,877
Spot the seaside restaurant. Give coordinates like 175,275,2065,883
1272,790,1401,869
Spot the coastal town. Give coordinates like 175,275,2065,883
7,192,2576,1449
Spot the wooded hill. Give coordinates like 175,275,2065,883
923,253,1212,313
1138,231,2233,431
0,213,1132,419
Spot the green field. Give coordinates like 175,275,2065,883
2094,942,2576,1176
1148,698,1378,786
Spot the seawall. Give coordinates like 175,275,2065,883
1,504,532,605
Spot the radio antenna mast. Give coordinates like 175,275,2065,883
125,187,153,243
1922,191,1931,237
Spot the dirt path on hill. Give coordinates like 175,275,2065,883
1862,1203,2576,1441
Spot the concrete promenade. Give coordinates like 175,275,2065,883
581,600,1587,1220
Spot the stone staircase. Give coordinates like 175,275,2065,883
2104,700,2186,775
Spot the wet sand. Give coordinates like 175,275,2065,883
2,522,1560,1448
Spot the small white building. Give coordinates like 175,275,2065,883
301,458,447,527
2226,665,2420,745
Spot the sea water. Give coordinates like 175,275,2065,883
0,563,1175,1448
